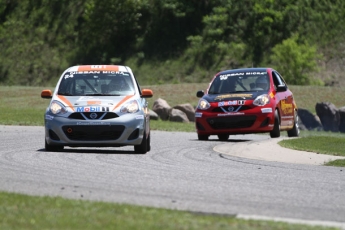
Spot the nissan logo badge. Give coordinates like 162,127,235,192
90,113,98,119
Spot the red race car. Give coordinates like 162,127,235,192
195,67,299,141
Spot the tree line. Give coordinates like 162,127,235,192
0,0,344,86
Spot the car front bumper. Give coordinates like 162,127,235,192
195,107,275,136
44,113,146,147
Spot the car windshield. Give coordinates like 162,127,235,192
57,71,135,96
208,72,269,94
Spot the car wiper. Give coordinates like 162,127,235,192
58,92,73,96
85,93,121,96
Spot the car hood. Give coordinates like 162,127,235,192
203,92,264,102
52,94,136,112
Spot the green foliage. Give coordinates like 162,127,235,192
0,0,84,86
0,0,344,86
270,34,323,85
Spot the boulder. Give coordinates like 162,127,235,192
338,106,345,133
169,108,189,123
149,109,159,120
152,98,171,121
315,102,340,132
297,108,323,131
173,103,195,122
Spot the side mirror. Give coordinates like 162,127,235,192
141,89,153,98
41,89,53,99
276,85,287,92
196,90,204,98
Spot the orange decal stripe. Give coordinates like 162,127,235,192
77,65,119,71
57,95,75,112
112,95,134,111
87,101,101,105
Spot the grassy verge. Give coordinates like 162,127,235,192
0,192,337,230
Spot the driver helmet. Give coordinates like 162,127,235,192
255,76,269,90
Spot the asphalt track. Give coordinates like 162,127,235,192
0,125,344,229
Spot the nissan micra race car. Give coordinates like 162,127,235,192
195,67,299,141
41,65,153,153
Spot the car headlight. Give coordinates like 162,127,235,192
197,99,210,110
253,94,270,106
121,100,139,113
50,101,67,114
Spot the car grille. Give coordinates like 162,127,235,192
207,116,256,129
68,112,118,120
62,125,125,141
212,105,251,113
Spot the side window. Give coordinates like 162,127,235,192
272,71,286,88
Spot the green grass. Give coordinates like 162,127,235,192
279,133,345,167
279,136,345,156
0,191,337,230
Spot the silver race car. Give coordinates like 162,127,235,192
41,65,153,153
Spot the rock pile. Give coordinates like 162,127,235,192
149,98,345,133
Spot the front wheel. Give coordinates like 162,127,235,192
134,132,148,154
287,111,300,137
270,110,280,138
217,134,229,141
45,140,64,152
198,134,209,140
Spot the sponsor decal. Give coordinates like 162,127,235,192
75,106,109,112
261,108,273,113
217,112,244,116
215,94,252,100
195,112,202,118
219,72,266,80
219,73,244,80
135,115,144,119
218,100,245,107
45,115,54,120
102,71,128,75
68,70,127,75
76,122,111,125
245,72,266,75
281,100,293,114
238,100,245,105
64,74,74,79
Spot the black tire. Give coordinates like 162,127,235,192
134,132,148,154
146,133,151,152
287,112,300,137
217,134,229,141
270,110,280,138
198,134,209,140
45,140,63,152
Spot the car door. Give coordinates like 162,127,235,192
272,71,294,128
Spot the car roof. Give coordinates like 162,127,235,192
65,65,132,72
218,67,271,75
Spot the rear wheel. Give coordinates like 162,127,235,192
287,111,300,137
198,134,209,140
270,110,280,138
217,134,229,141
45,140,64,152
134,132,148,154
